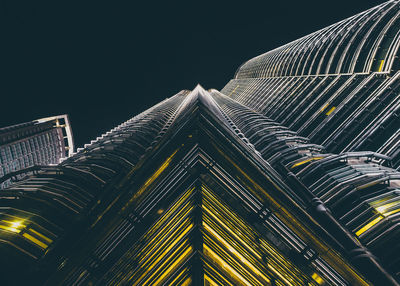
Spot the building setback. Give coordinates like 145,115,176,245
1,1,400,285
0,115,74,189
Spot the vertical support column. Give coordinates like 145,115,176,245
191,180,204,286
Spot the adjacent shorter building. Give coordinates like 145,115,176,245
0,115,74,189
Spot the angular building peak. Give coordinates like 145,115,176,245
193,83,206,91
2,85,399,285
36,86,373,285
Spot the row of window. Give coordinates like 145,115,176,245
235,1,399,78
0,130,63,188
213,89,398,283
222,71,400,169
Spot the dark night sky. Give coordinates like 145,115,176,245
1,0,386,148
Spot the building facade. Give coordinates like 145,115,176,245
0,115,74,189
223,0,400,167
1,1,400,285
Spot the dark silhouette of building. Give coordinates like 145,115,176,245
1,1,400,285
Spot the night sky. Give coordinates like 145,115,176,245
1,0,386,148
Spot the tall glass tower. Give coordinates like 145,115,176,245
1,1,400,285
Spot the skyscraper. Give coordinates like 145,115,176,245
1,1,400,285
0,115,74,189
222,0,400,166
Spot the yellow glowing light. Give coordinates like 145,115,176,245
378,60,385,72
125,149,179,209
151,246,193,285
140,220,191,264
137,241,191,286
0,220,26,233
203,222,270,284
29,228,53,244
11,221,22,228
145,187,194,238
355,216,383,236
133,223,193,285
203,244,254,286
210,148,369,285
204,260,236,286
265,262,294,285
138,206,193,264
291,157,324,168
382,208,400,217
374,201,400,217
23,233,48,249
320,103,329,112
312,272,325,285
202,204,262,260
143,149,178,189
167,268,188,285
202,186,264,251
376,205,392,213
325,106,336,116
258,240,294,277
180,277,192,286
204,274,219,286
